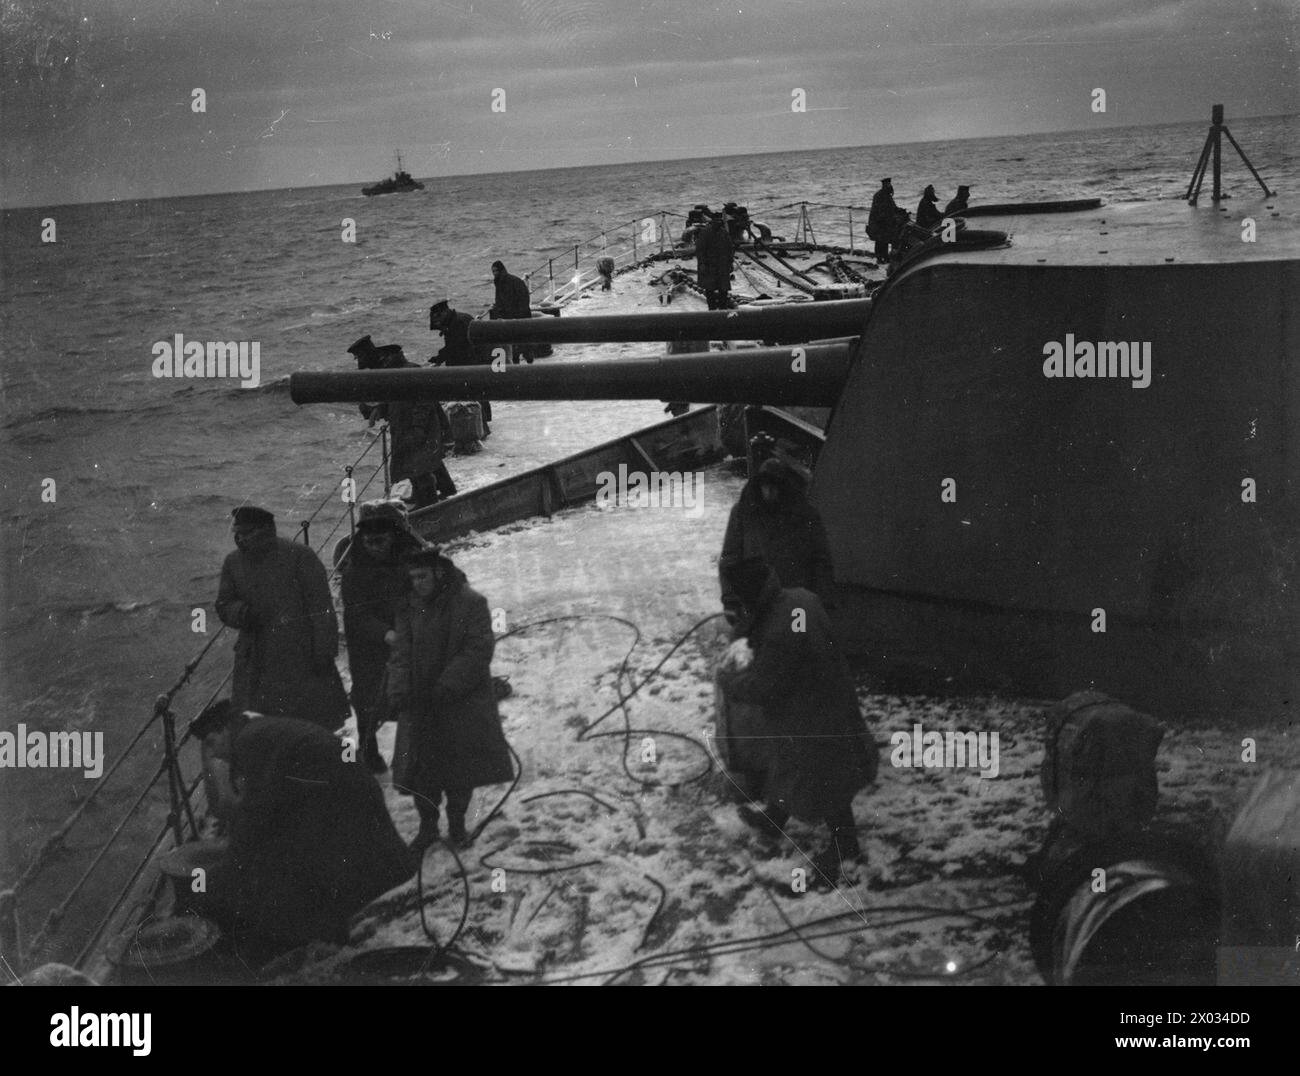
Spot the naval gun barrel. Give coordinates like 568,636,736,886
289,343,850,407
467,298,872,345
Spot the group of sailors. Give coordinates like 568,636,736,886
867,178,972,263
193,498,511,959
349,260,535,510
687,181,974,308
187,428,874,962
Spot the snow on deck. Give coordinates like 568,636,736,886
283,457,1297,986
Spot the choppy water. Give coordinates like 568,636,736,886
1,113,1296,960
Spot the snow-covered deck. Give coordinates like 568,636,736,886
285,464,1295,986
273,229,1298,985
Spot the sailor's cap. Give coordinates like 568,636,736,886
231,505,274,528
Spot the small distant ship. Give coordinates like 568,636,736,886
361,151,425,196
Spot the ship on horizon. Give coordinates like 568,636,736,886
361,150,425,196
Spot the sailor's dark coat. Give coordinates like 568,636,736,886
216,537,350,729
492,272,532,318
694,221,734,292
718,461,835,617
357,347,451,481
387,566,514,795
719,577,876,821
221,716,411,944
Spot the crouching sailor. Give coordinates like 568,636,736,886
188,700,412,960
387,547,514,853
716,557,878,890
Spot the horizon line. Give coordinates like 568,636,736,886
3,108,1294,213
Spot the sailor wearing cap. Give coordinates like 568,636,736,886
943,184,972,216
186,698,411,958
216,506,351,729
695,211,734,310
867,178,908,263
347,335,456,507
916,184,942,230
428,300,493,434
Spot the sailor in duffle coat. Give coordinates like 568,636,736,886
387,547,513,850
717,557,877,888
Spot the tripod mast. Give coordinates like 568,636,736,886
1185,104,1275,205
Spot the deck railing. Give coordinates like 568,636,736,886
519,211,679,306
518,202,875,307
0,428,394,979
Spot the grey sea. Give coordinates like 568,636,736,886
1,113,1296,961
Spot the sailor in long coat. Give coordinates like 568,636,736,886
215,506,350,730
490,260,534,364
694,213,734,309
387,548,513,850
717,558,877,886
867,178,907,262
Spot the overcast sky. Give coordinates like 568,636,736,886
1,0,1295,207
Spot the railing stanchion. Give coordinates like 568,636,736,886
158,700,197,845
344,465,357,539
380,424,391,496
